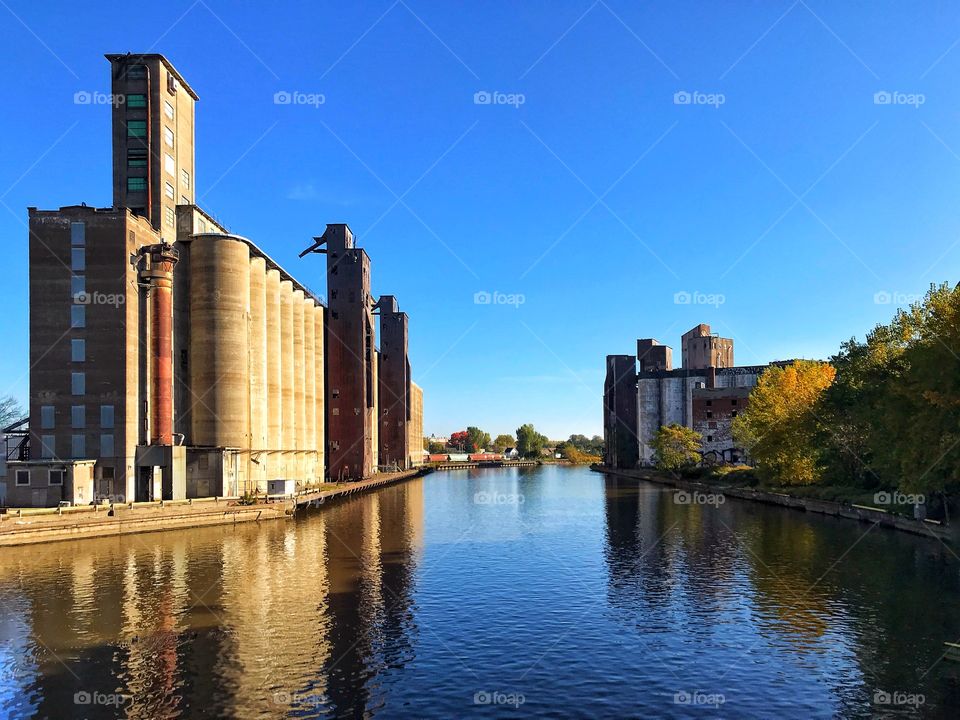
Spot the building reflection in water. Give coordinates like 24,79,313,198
0,478,424,719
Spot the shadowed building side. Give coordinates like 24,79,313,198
603,355,639,469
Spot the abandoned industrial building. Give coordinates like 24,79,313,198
2,53,423,507
604,324,787,468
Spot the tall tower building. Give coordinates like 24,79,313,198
377,295,411,470
320,224,377,480
603,355,638,469
680,324,734,370
106,53,198,233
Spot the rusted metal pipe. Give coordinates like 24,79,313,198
139,242,179,445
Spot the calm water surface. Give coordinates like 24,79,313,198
1,465,959,718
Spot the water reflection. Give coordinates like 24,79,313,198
1,468,959,718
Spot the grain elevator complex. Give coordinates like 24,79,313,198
3,53,423,507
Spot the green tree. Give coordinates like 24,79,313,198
650,424,702,471
516,424,548,459
427,442,446,454
465,426,491,452
492,434,515,452
733,360,836,485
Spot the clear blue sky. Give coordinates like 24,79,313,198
2,1,959,440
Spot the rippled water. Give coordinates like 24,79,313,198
1,465,959,718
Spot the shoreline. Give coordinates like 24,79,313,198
0,467,429,547
592,464,953,543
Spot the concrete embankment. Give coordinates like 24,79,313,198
593,465,953,543
0,467,430,547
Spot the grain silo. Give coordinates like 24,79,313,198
248,256,268,493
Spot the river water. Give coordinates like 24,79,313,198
0,465,958,718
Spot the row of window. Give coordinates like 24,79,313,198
40,405,114,430
14,469,65,487
35,434,114,460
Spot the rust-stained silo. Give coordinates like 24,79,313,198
292,289,306,484
190,236,251,460
248,256,268,494
265,269,282,481
303,298,317,484
313,304,325,481
279,280,295,478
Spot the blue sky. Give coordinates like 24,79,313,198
2,1,959,439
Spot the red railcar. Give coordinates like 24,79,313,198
428,454,449,462
469,453,502,462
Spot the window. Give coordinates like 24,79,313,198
127,148,147,168
126,64,146,80
41,405,55,429
164,100,174,120
71,405,85,429
126,93,147,108
181,169,190,189
128,177,147,192
100,434,115,457
706,435,713,443
332,408,339,416
71,248,85,271
181,195,190,205
71,275,85,298
164,153,175,175
732,410,738,417
71,372,85,396
705,400,712,407
71,305,86,328
70,222,85,246
731,399,738,406
165,182,175,200
163,126,174,147
71,339,85,362
164,207,175,228
49,470,65,486
127,120,147,138
100,405,115,429
15,469,29,487
72,435,86,458
706,411,713,419
40,436,55,459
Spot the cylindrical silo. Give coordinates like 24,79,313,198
313,304,325,482
248,256,268,494
189,236,251,457
280,280,295,479
265,269,282,482
292,289,306,485
303,298,316,485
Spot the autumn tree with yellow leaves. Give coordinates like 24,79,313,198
733,360,836,485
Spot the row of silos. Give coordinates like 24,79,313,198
189,234,324,492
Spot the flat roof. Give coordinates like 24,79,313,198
105,53,200,100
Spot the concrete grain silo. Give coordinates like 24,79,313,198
265,269,282,482
313,304,325,480
279,280,295,479
189,235,251,493
292,289,306,484
248,256,268,494
303,298,317,485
